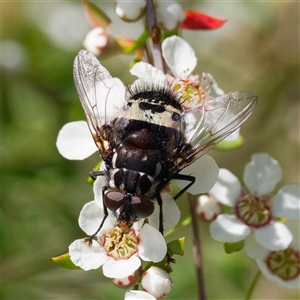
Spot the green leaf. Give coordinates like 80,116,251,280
82,0,111,29
167,237,185,256
214,135,245,151
86,161,102,185
122,29,149,54
164,214,191,236
144,258,173,273
52,253,81,270
224,240,244,254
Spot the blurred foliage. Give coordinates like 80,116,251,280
1,1,299,299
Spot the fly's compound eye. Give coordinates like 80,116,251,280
104,191,125,212
131,195,155,218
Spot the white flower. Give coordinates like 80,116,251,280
83,27,109,57
244,221,300,289
209,153,300,252
69,177,171,278
125,290,156,300
141,266,173,299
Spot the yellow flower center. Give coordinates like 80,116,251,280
101,227,138,260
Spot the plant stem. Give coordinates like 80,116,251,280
245,270,261,300
145,0,164,72
188,193,206,300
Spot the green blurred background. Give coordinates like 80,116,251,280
1,1,299,299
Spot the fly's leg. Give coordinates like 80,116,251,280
172,174,195,200
87,184,109,244
89,170,105,181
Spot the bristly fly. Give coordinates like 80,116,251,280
73,50,257,237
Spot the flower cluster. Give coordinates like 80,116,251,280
201,153,300,288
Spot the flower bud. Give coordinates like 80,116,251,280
197,194,222,221
156,1,185,31
115,0,146,22
83,27,109,57
141,266,173,299
112,267,143,289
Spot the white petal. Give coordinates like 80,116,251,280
78,201,104,235
243,233,269,260
209,168,242,206
201,72,225,97
69,239,106,270
125,290,156,300
224,129,240,142
210,214,251,243
285,221,300,250
102,254,141,278
56,121,97,160
148,193,180,233
176,155,219,195
273,184,300,220
156,1,185,31
130,62,167,85
255,222,293,251
256,259,300,289
162,36,197,78
138,224,167,262
243,153,282,195
93,171,107,208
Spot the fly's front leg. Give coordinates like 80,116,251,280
172,174,195,200
87,185,109,243
89,170,106,181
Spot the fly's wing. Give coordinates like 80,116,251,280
177,90,258,170
73,50,126,157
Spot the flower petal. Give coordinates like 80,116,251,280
201,72,224,98
78,201,104,235
103,254,141,278
272,184,300,220
93,168,107,209
148,193,180,233
56,121,97,160
130,61,167,85
115,0,146,22
255,222,293,251
181,10,227,30
256,259,300,289
176,155,219,195
138,224,167,262
243,153,282,195
243,233,269,260
210,214,251,243
69,239,106,271
209,168,242,206
125,290,156,300
162,36,197,78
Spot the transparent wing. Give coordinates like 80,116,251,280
177,90,258,170
73,50,126,155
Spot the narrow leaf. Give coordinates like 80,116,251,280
121,29,149,54
214,135,245,151
165,214,191,236
181,10,227,30
167,237,185,256
52,253,81,270
224,241,244,254
82,0,111,29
